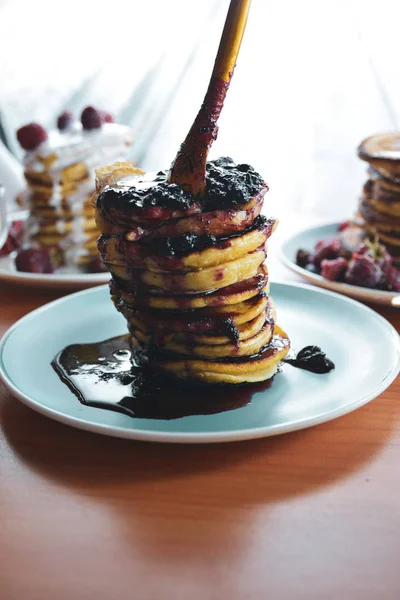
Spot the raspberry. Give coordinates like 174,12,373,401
0,236,15,256
360,236,392,272
9,220,24,238
81,106,114,130
378,250,392,275
321,257,348,281
101,111,114,123
356,243,369,255
345,253,382,288
313,237,342,267
57,111,74,131
16,123,48,151
338,221,350,232
81,106,102,130
15,248,54,274
339,226,365,254
296,248,311,268
0,220,24,256
386,266,400,292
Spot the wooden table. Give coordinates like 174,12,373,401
1,269,399,600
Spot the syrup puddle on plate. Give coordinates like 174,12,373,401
52,335,275,420
52,336,334,420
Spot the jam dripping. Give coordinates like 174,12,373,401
142,214,272,259
52,335,273,420
96,157,265,214
52,337,334,421
284,345,335,374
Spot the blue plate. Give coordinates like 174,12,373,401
281,221,400,306
0,282,399,443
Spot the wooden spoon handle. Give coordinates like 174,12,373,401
213,0,251,82
168,0,251,197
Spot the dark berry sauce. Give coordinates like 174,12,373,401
96,157,265,214
52,337,334,420
144,215,274,258
52,335,273,420
284,345,335,374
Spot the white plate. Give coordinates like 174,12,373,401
0,211,109,289
1,282,399,443
280,221,400,307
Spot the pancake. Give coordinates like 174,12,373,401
173,311,268,345
110,264,269,310
137,327,290,384
95,161,266,239
359,195,400,232
105,246,267,292
119,293,268,336
129,299,276,360
98,215,276,271
358,132,400,178
364,178,400,204
369,168,400,194
132,319,274,360
95,194,264,241
26,216,97,236
24,161,89,187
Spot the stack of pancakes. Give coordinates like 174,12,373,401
357,133,400,266
95,158,290,385
20,124,133,269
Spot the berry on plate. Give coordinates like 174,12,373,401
16,123,48,151
312,238,342,267
0,220,24,256
57,111,74,131
15,248,54,274
81,106,114,130
295,248,311,268
321,257,348,281
345,253,382,288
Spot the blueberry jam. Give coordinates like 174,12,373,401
284,346,335,374
52,336,334,420
51,335,273,420
96,157,265,214
145,215,274,258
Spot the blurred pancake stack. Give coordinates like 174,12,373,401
357,133,400,267
16,107,133,272
95,158,290,385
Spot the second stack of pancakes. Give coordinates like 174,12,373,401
22,154,98,267
95,157,290,384
357,132,400,266
20,119,133,270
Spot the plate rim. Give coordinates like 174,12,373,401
0,265,110,284
1,282,399,444
280,220,399,305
